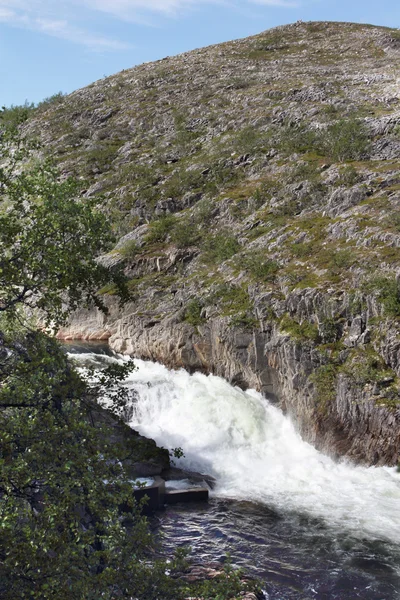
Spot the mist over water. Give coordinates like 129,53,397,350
70,350,400,598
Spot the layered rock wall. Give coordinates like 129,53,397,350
58,294,400,467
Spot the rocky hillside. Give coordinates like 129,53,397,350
24,21,400,466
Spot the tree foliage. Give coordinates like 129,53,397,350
0,127,128,325
0,126,260,599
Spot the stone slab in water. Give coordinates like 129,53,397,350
165,488,209,504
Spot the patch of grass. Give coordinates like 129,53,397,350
98,283,118,295
241,251,280,282
280,315,320,342
341,347,394,386
202,232,241,263
209,284,252,316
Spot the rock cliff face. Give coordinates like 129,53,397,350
26,21,400,466
58,287,400,466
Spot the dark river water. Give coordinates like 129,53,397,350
152,499,400,600
67,343,400,599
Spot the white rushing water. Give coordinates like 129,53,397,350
72,352,400,544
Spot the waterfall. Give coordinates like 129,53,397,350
71,352,400,544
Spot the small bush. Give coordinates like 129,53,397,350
278,122,319,155
319,318,342,343
233,126,266,154
385,212,400,232
242,252,280,282
163,168,203,199
252,179,282,210
209,284,252,315
184,299,204,326
336,165,360,186
84,140,123,174
341,348,393,386
146,214,177,244
329,249,355,270
195,199,215,225
202,232,241,263
323,118,370,161
291,242,314,258
364,276,400,317
36,92,65,112
230,312,258,329
170,220,201,248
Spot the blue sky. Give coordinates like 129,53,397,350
1,0,400,108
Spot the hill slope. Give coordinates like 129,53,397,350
24,21,400,465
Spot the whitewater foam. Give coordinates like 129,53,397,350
70,353,400,544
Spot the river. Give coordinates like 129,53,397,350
68,343,400,599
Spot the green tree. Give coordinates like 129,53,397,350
0,127,260,599
0,126,155,599
0,128,128,324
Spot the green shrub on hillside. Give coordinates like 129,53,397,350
242,251,280,282
364,275,400,317
323,118,370,161
341,348,393,385
184,298,205,326
202,232,241,263
146,214,177,244
278,122,319,155
336,165,360,186
163,168,203,199
0,101,35,129
310,363,338,407
170,219,201,248
36,92,66,112
280,315,320,342
276,117,369,162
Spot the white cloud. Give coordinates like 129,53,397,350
0,0,300,50
250,0,299,7
0,0,133,49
